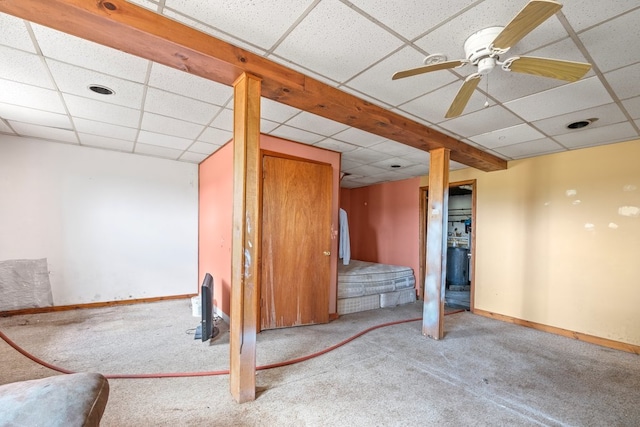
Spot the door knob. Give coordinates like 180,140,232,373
323,251,331,256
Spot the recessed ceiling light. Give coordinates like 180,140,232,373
566,118,598,129
88,85,115,95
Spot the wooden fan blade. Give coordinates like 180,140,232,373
492,0,562,51
445,74,482,119
506,56,591,81
392,60,467,80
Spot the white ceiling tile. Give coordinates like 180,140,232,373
10,121,78,143
504,76,613,122
0,120,15,134
63,94,141,128
554,122,638,149
439,106,522,138
577,9,640,72
188,142,220,155
73,118,138,141
342,147,388,164
273,0,403,82
345,46,458,107
332,127,387,147
198,127,232,145
144,88,221,125
344,164,388,177
398,163,429,176
260,119,280,134
314,138,358,153
532,103,628,137
402,150,430,165
622,97,640,120
164,0,315,51
470,124,545,149
605,62,640,101
370,140,427,157
148,62,232,104
125,0,161,12
349,0,478,40
179,151,210,163
0,14,36,53
0,102,70,129
137,130,192,150
399,80,493,124
261,98,301,122
32,24,149,83
493,138,565,159
562,1,638,32
369,171,413,183
134,143,183,160
78,133,134,152
268,125,323,144
285,111,349,136
210,108,233,131
0,46,54,89
341,159,364,170
141,112,204,139
0,80,65,114
414,0,567,62
370,156,417,170
47,60,144,109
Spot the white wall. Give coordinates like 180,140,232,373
0,136,198,306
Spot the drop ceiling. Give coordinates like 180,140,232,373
0,0,638,188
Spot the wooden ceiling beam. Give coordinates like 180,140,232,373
0,0,507,172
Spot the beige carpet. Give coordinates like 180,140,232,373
1,300,639,426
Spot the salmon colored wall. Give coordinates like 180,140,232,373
198,142,233,318
199,135,341,319
341,178,421,279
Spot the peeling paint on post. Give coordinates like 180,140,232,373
230,73,261,403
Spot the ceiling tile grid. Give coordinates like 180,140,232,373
0,0,638,185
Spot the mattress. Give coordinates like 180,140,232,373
338,260,415,298
337,294,380,315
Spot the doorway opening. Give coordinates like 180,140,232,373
419,180,476,311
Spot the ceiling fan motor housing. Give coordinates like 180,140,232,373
464,26,504,66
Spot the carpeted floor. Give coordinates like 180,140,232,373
1,299,639,426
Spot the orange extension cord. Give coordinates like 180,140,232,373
0,310,463,380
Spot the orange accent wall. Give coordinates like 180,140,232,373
199,135,341,318
341,178,421,280
198,142,233,316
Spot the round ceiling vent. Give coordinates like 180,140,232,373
88,85,115,95
566,118,598,129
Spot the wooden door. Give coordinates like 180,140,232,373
260,155,332,330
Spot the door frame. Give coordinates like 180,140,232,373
419,179,477,311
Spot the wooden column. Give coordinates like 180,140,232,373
422,148,450,339
230,73,261,403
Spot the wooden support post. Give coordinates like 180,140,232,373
422,148,450,340
230,73,261,403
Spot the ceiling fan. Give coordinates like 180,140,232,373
392,0,592,119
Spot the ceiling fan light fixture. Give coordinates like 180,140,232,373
477,57,496,75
